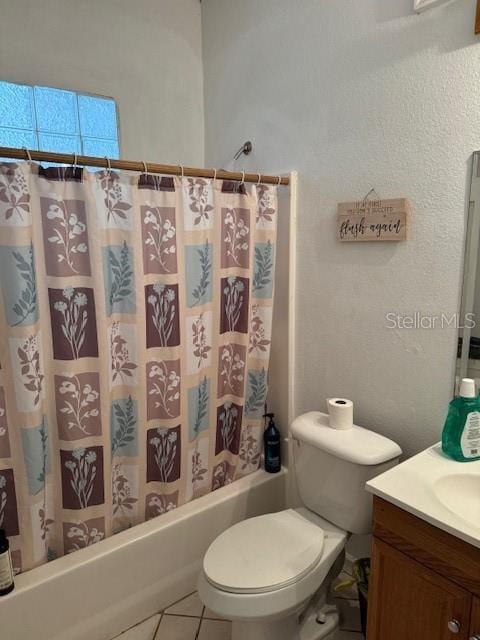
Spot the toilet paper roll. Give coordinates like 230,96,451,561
327,398,354,430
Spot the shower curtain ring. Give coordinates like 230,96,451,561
277,175,282,186
213,168,217,182
257,173,262,186
240,171,246,184
105,157,112,175
142,161,149,175
72,153,78,170
22,147,33,163
178,164,185,179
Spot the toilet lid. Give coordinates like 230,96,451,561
203,509,325,594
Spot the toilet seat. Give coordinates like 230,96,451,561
203,509,325,594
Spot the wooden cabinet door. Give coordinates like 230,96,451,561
367,538,472,640
470,597,480,638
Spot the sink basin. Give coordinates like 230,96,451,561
367,444,480,548
433,473,480,531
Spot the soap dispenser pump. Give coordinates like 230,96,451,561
442,378,480,462
263,410,281,473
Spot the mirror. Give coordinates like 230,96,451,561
457,152,480,392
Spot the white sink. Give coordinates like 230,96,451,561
366,444,480,548
433,473,480,531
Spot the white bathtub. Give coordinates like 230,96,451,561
0,468,287,640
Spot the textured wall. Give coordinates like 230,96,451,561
202,0,480,456
0,0,204,165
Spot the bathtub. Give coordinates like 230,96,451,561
0,468,287,640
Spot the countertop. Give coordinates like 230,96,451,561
366,443,480,549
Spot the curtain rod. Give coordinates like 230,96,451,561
0,146,289,186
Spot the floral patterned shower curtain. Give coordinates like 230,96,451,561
0,162,277,573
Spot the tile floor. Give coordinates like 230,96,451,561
115,569,363,640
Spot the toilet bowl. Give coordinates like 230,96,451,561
198,508,346,640
198,411,402,640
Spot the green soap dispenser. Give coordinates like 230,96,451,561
442,378,480,461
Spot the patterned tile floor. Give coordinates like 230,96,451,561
115,569,363,640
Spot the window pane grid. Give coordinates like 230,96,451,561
0,80,119,160
75,91,84,157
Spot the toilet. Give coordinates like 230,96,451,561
198,411,402,640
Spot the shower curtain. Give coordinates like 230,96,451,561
0,161,277,573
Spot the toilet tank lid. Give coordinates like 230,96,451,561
290,412,402,466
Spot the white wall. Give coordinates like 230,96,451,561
0,0,204,165
202,0,480,457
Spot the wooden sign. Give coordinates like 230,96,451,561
337,198,410,242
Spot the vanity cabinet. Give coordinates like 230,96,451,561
367,497,480,640
471,600,480,639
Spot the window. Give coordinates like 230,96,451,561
0,81,119,159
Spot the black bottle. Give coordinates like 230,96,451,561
0,529,14,596
263,412,281,473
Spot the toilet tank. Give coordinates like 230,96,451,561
290,412,402,535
